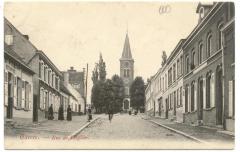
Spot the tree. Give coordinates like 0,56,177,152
130,77,145,112
91,53,107,113
91,63,99,84
99,53,106,81
161,51,167,66
111,75,125,113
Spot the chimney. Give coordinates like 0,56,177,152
63,72,69,86
23,35,29,40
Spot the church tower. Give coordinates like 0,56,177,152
120,33,134,111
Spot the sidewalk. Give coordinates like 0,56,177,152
5,115,95,138
143,115,234,144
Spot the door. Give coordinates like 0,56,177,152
165,99,168,119
174,92,176,116
124,100,129,109
216,67,223,125
159,98,162,116
33,95,38,122
7,73,13,119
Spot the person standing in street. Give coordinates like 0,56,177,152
48,104,54,120
67,105,72,121
108,105,114,123
58,105,64,120
87,107,92,122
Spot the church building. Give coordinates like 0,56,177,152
120,33,134,111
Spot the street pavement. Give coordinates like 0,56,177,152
5,115,90,139
4,114,234,149
146,116,234,144
80,114,194,141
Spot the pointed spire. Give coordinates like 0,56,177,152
121,33,133,59
99,52,103,62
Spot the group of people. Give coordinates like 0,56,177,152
47,104,115,123
48,104,72,121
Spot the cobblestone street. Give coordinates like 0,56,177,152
4,114,234,149
80,114,193,141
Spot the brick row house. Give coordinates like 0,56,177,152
145,2,234,132
4,18,86,122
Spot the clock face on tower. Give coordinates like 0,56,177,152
125,62,129,67
123,78,129,84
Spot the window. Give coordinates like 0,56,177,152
180,87,182,106
52,73,55,87
177,89,179,106
49,70,51,85
165,74,167,90
177,59,180,77
185,85,189,112
4,72,8,82
162,77,164,91
218,23,224,49
207,33,212,57
186,55,189,73
25,82,30,110
173,64,176,82
180,56,183,74
168,68,172,86
5,35,13,45
55,77,58,90
191,49,195,69
198,43,203,64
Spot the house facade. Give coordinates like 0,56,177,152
182,3,234,130
4,18,63,122
4,46,34,123
145,2,234,132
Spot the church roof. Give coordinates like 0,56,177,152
121,33,133,60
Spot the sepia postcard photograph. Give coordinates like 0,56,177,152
2,0,237,150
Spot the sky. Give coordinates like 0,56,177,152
4,2,199,104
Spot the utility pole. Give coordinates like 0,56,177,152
84,63,88,114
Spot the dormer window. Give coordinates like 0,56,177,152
5,35,13,45
199,7,205,19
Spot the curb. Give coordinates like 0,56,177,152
68,116,100,138
149,120,207,144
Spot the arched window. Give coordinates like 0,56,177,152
207,33,212,57
191,49,195,69
177,59,180,77
218,23,224,49
186,55,189,73
198,43,203,64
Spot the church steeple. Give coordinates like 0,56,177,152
119,32,134,111
121,33,133,60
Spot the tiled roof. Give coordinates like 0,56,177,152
4,43,34,74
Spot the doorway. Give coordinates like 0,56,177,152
216,66,223,125
6,72,13,119
165,99,168,119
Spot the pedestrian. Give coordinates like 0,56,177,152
58,105,64,120
67,105,72,121
48,104,54,120
88,107,92,122
108,105,114,123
